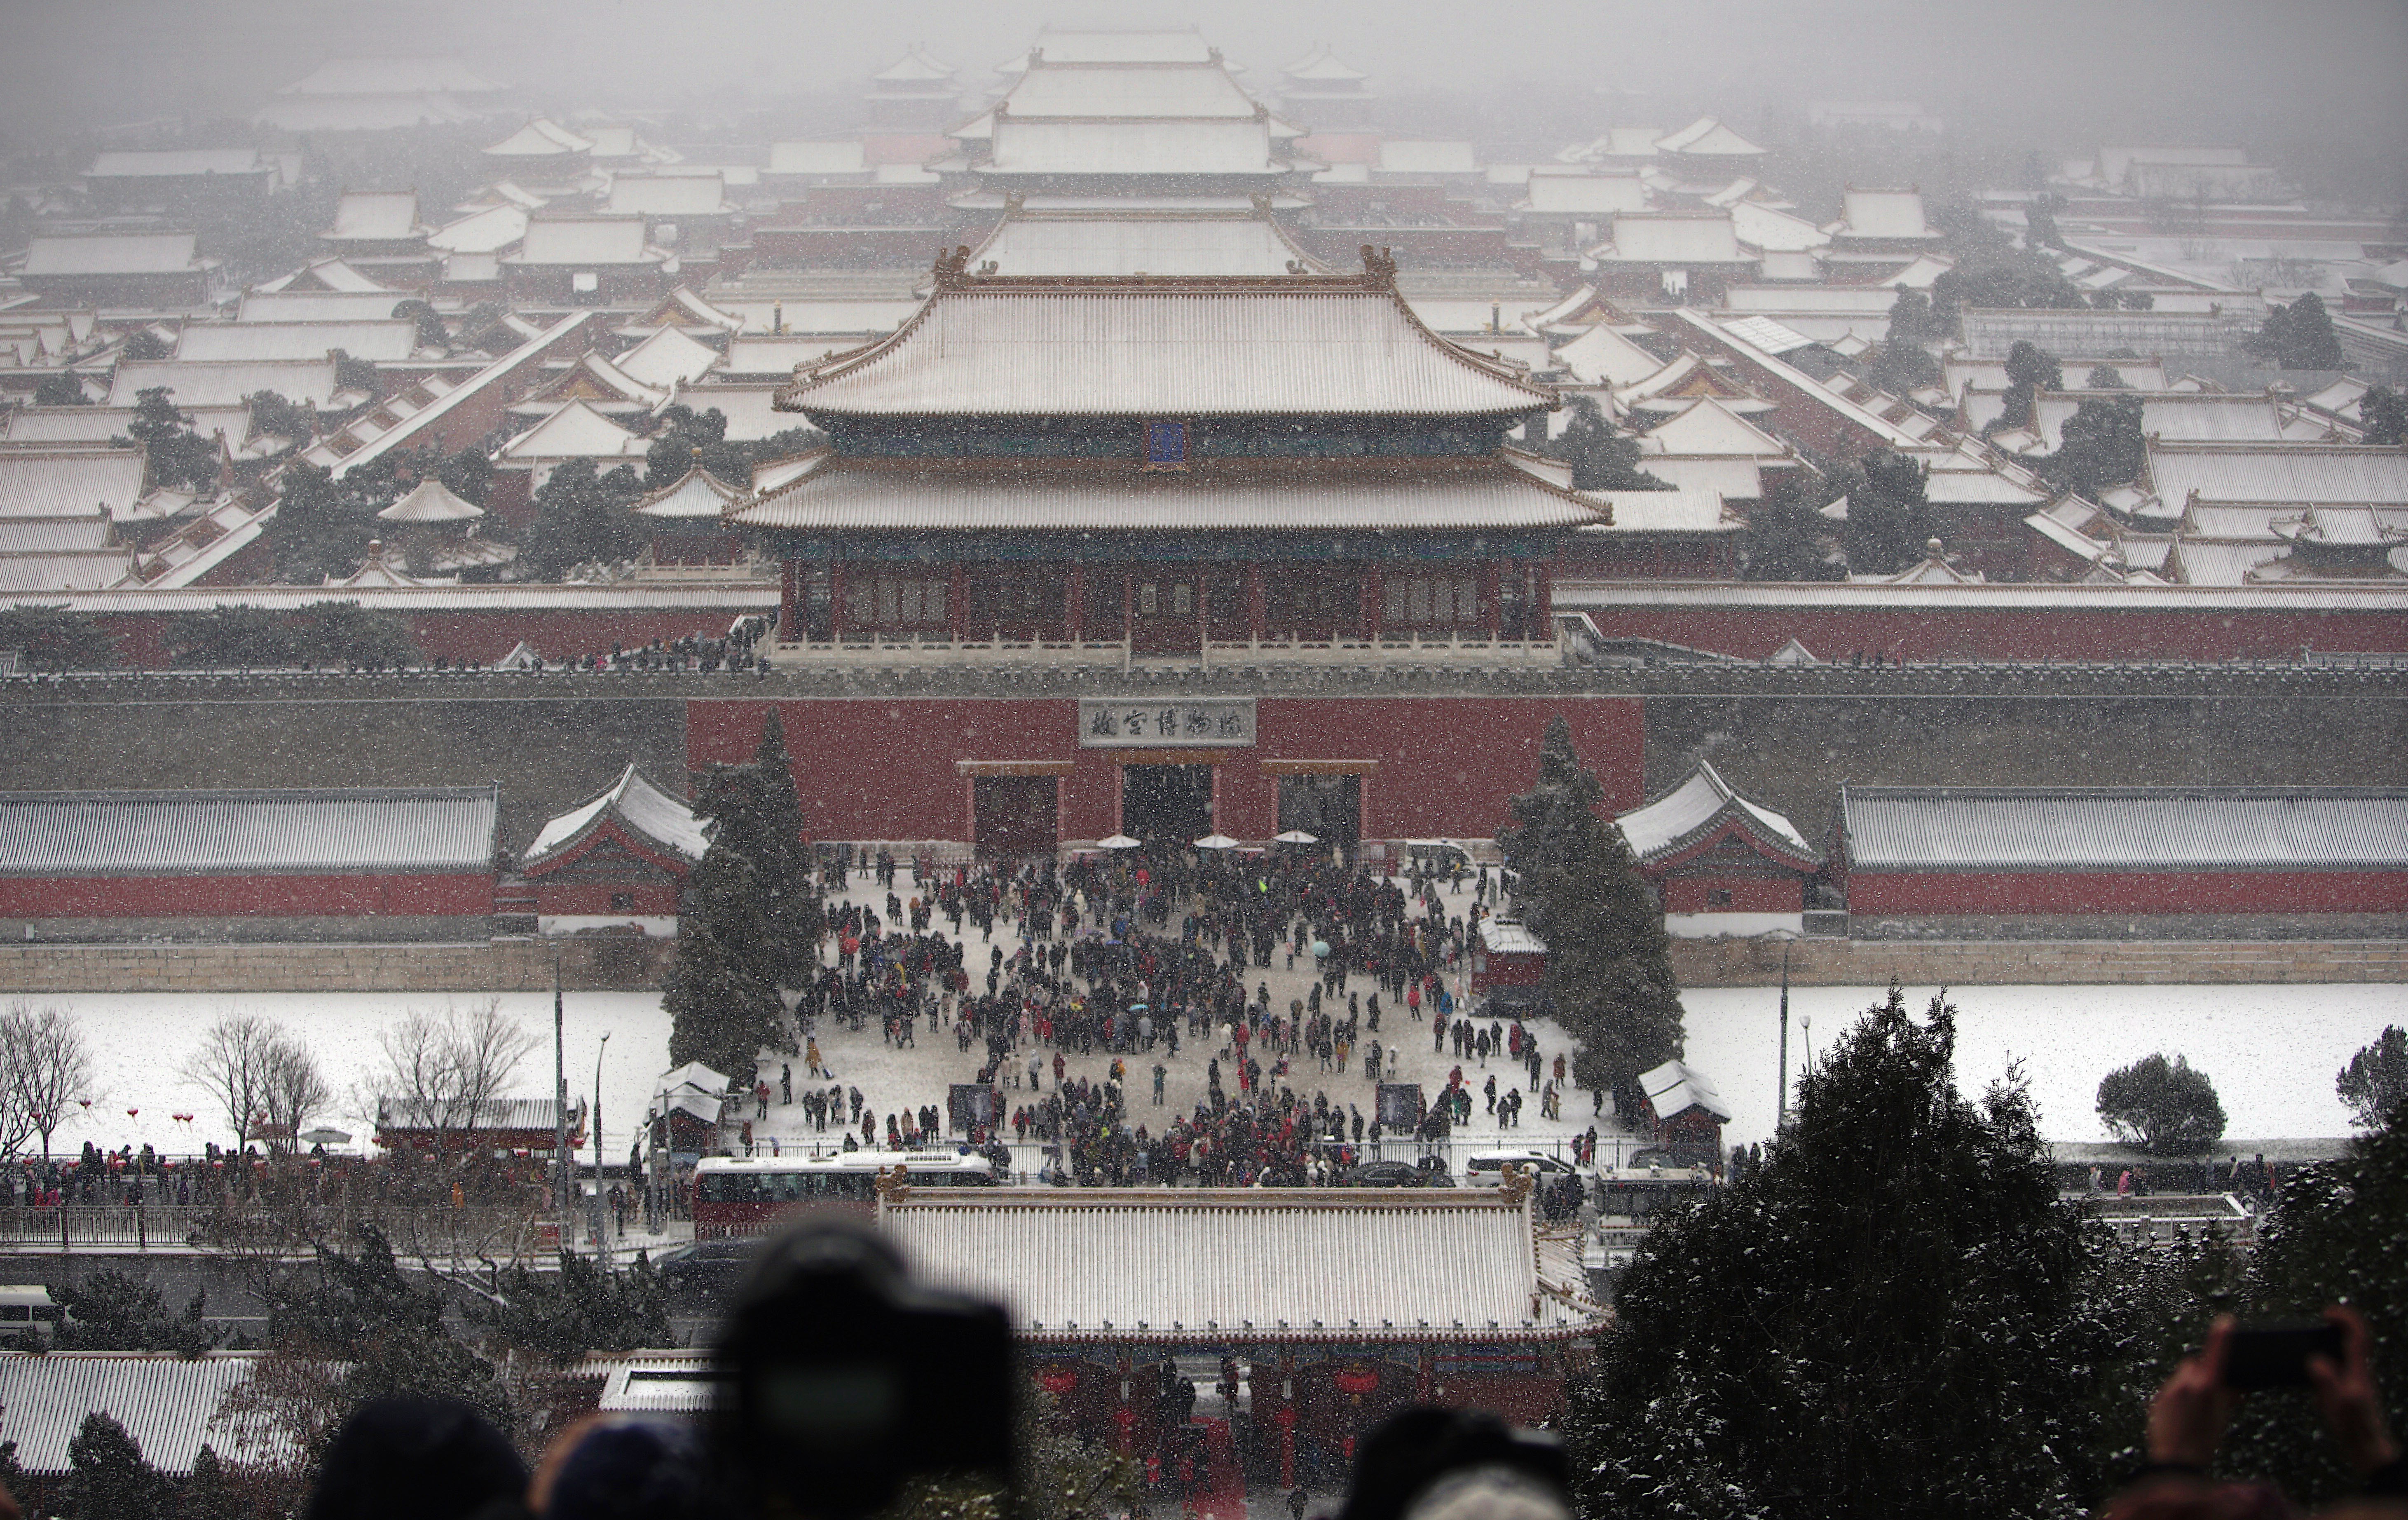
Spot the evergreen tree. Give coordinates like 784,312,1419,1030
295,600,419,670
2220,1098,2408,1507
52,1268,216,1354
2096,1051,2226,1154
1740,470,1846,582
120,387,222,494
2357,383,2406,446
165,605,299,668
0,606,120,671
2037,394,2146,497
265,1224,512,1436
1496,716,1683,1098
65,1411,173,1520
1548,395,1670,491
664,712,822,1074
1997,340,2064,429
1882,288,1936,345
244,389,315,450
519,459,646,579
1863,338,1939,396
2245,291,2346,370
2085,364,2132,389
267,461,377,584
436,445,492,507
121,329,170,362
2336,1024,2408,1129
183,1444,244,1520
1565,989,2107,1519
1836,448,1933,575
33,370,90,406
482,1250,673,1365
2025,192,2069,250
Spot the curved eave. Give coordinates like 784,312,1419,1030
1636,811,1823,873
521,812,696,880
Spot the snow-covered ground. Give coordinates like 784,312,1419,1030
1687,982,2404,1150
11,870,2397,1168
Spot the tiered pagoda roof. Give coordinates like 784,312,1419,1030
770,263,1555,418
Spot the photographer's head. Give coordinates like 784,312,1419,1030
710,1213,1017,1520
1342,1409,1571,1520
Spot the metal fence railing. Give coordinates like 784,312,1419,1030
0,1203,567,1263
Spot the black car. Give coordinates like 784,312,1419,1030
651,1238,759,1296
1337,1160,1455,1188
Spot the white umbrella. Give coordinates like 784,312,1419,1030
1272,829,1319,844
299,1127,352,1146
1097,833,1142,849
1193,833,1240,850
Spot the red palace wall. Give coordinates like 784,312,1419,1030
93,605,771,669
1660,875,1801,913
687,696,1646,844
1844,869,2408,917
1569,603,2408,662
0,873,494,919
530,880,681,916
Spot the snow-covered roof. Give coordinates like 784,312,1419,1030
1840,786,2408,873
1640,1060,1733,1123
883,1189,1600,1341
506,217,661,266
971,59,1262,123
874,45,956,83
1521,173,1647,215
1728,201,1830,253
376,478,483,522
1553,323,1670,387
0,451,151,519
2147,443,2408,507
1003,28,1218,68
980,117,1281,177
1638,398,1790,457
1831,188,1937,241
1655,117,1766,157
21,233,201,277
1575,483,1740,534
522,762,706,872
613,326,721,388
327,190,425,241
604,173,729,219
428,203,529,255
1588,214,1750,265
734,455,1598,534
175,320,417,363
0,787,498,875
1283,44,1368,82
0,1353,297,1477
1615,760,1817,867
109,359,343,409
774,279,1556,418
970,213,1325,277
484,118,592,157
500,400,643,460
632,467,745,520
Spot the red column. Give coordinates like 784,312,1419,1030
1067,564,1085,643
1122,571,1135,645
949,564,967,642
1481,562,1502,638
1531,563,1552,636
778,557,799,641
1246,565,1267,642
829,561,848,638
1362,565,1383,641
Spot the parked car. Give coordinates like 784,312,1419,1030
1337,1159,1455,1188
651,1238,757,1297
1462,1150,1584,1187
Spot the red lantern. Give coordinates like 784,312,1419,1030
1035,1367,1079,1396
1333,1367,1380,1396
126,1109,138,1119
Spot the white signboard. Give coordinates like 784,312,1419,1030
1080,698,1256,748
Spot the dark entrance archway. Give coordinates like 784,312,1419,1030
973,775,1058,860
1277,773,1362,849
1120,763,1214,843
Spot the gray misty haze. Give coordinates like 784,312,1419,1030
3,0,2403,160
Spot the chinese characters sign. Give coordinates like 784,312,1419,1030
1079,698,1256,748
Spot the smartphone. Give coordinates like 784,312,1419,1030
2222,1321,2344,1390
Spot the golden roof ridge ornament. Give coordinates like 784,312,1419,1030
932,244,974,288
1359,245,1397,289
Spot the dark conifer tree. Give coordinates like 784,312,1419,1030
65,1411,174,1520
1497,716,1683,1099
1565,988,2106,1518
2246,292,2345,370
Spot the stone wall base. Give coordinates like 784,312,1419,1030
0,936,2391,995
0,936,673,995
1671,937,2408,987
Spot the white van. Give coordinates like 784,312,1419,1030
1462,1150,1584,1187
0,1285,67,1327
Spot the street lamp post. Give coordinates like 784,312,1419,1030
1776,942,1792,1131
553,945,568,1238
594,1032,611,1246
